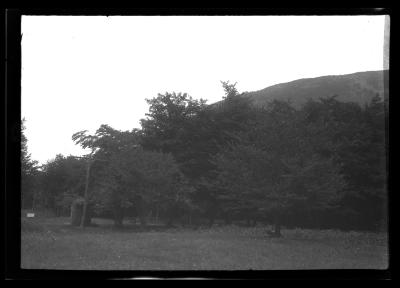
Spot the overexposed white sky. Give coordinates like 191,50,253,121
21,15,388,165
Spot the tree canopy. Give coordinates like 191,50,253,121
26,83,387,232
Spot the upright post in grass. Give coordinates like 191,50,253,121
77,152,108,228
80,157,93,228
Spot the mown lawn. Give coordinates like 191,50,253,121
20,216,389,270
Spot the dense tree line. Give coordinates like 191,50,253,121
21,84,387,232
21,119,39,209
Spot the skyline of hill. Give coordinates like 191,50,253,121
238,70,389,108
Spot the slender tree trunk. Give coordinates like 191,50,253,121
246,217,257,227
83,204,92,226
71,201,83,226
274,222,281,237
80,159,92,227
155,207,159,225
136,199,147,227
139,215,147,227
113,207,124,227
267,212,282,237
273,214,282,237
32,189,37,212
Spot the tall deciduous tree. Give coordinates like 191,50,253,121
140,92,207,155
139,84,257,224
212,99,346,236
301,95,387,230
40,154,86,215
21,119,38,209
72,124,191,227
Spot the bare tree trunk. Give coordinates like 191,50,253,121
32,189,37,212
83,205,92,226
274,222,281,237
71,200,83,226
80,159,92,227
273,213,282,237
267,213,282,237
113,207,124,227
155,207,159,225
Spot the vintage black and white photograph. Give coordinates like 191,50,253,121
17,13,389,273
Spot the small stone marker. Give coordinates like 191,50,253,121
27,213,35,218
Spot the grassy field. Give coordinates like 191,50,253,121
21,215,389,270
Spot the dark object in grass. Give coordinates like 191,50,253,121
70,198,93,227
71,198,84,226
267,223,283,238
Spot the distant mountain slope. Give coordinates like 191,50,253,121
241,70,389,108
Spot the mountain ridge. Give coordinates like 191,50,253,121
238,70,389,108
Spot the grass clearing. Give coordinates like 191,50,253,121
21,216,389,270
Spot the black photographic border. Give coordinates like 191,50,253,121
4,7,394,280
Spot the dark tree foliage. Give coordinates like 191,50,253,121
139,92,207,155
211,99,346,235
39,154,87,215
72,124,193,227
138,85,387,231
139,93,214,183
139,86,255,178
139,84,257,224
299,95,387,230
34,84,387,232
21,119,39,209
